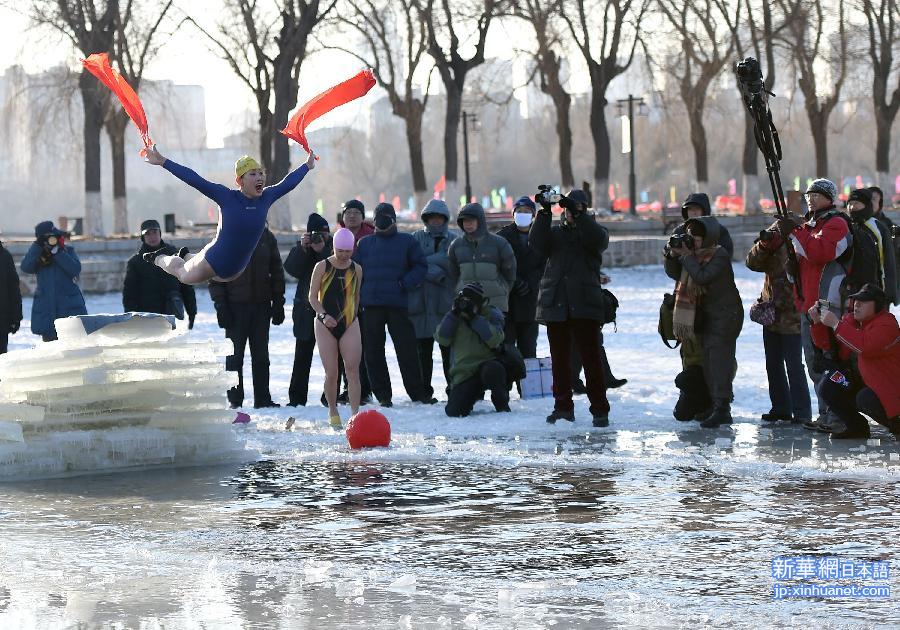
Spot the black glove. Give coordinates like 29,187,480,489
513,278,530,297
776,215,802,237
271,299,285,325
451,297,464,317
188,313,195,330
9,321,19,334
214,301,233,330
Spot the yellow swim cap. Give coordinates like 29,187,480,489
235,155,263,179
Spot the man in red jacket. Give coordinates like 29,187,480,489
779,178,852,430
811,284,900,439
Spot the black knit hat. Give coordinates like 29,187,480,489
342,199,365,217
306,213,330,233
460,282,485,303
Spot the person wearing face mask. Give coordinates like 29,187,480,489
353,202,434,407
497,196,546,360
122,219,197,328
409,199,459,398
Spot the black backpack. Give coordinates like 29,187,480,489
836,214,883,298
600,288,618,328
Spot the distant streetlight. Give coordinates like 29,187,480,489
616,94,648,215
462,110,479,204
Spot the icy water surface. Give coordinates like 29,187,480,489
1,265,898,628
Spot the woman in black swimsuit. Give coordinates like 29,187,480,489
309,228,363,428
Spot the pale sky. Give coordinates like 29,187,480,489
0,2,564,148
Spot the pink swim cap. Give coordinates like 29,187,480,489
333,227,356,251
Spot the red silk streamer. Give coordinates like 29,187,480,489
281,69,376,156
82,53,152,156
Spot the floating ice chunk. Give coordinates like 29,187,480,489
463,613,480,628
714,438,732,448
442,593,462,604
867,439,881,447
890,453,899,461
388,575,416,591
398,615,412,629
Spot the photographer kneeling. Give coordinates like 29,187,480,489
436,283,510,417
664,217,743,427
811,284,900,439
530,188,611,427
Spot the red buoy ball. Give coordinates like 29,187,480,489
346,410,391,449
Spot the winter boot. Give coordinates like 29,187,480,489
761,411,793,422
694,407,715,422
546,409,575,423
700,400,732,428
592,414,609,428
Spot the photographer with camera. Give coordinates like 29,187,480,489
0,237,22,354
810,283,900,439
285,213,336,407
530,187,611,427
746,222,811,424
122,219,197,328
436,282,509,416
209,225,285,409
20,220,87,342
664,216,743,427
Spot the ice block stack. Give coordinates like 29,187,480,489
0,313,250,480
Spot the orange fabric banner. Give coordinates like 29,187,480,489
82,53,152,155
281,69,376,155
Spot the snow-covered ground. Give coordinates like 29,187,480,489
1,264,898,628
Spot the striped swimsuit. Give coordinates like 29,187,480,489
319,259,360,339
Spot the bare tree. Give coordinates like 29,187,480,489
775,0,848,177
860,0,900,190
105,0,173,234
30,0,120,237
513,0,574,188
656,0,738,190
332,0,435,209
561,0,649,207
188,0,338,230
423,0,505,208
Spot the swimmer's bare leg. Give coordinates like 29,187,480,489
155,251,217,285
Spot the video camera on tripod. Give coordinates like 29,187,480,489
735,56,803,298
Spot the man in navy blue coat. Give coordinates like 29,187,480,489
354,203,433,406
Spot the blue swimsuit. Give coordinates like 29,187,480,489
163,160,309,278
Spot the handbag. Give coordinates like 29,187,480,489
600,287,618,329
749,298,776,326
658,292,680,349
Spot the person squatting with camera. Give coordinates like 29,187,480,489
20,220,87,342
664,212,743,428
810,283,900,439
530,186,612,427
436,282,510,416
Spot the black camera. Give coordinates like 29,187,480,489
734,57,764,95
536,185,562,207
758,229,778,242
667,233,694,250
308,231,324,245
